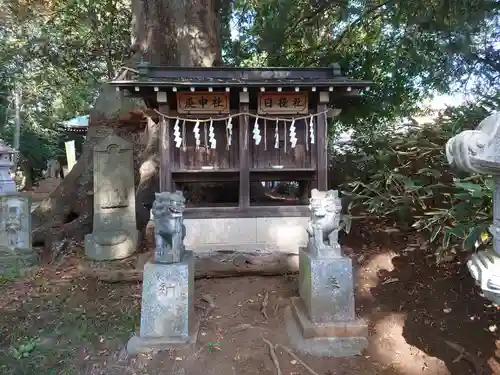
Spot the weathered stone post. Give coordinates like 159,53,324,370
84,134,139,260
0,140,36,275
127,191,198,354
446,112,500,306
285,189,368,357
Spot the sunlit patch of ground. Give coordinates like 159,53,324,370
369,313,450,375
356,249,398,300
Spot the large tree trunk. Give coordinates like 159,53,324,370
32,0,222,258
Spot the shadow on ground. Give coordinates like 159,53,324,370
343,220,500,375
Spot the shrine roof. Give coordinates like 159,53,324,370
109,64,372,89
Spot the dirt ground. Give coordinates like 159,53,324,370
1,221,499,375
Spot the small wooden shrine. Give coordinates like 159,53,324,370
110,63,371,218
62,115,89,135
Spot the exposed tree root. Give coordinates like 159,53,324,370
261,290,269,320
263,338,283,375
78,251,299,282
444,339,485,375
262,338,320,375
276,344,320,375
488,340,500,375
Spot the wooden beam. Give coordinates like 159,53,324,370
172,170,240,183
249,169,315,182
316,103,328,191
239,93,250,208
159,103,172,192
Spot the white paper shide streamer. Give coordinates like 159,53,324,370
154,108,333,151
252,118,261,145
309,115,315,144
289,119,297,148
208,120,216,149
173,118,182,148
274,119,279,149
193,120,201,149
226,117,233,148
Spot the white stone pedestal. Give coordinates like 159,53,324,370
127,251,199,354
285,248,368,357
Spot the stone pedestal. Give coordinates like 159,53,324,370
467,248,500,306
127,251,199,354
0,193,37,276
286,247,368,357
85,230,139,261
85,134,138,260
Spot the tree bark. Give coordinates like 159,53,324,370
32,0,222,258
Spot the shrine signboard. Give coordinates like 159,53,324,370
176,92,230,114
258,92,309,115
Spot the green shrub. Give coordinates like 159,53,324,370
334,99,498,258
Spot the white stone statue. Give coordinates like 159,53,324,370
46,159,63,179
5,206,22,248
446,112,500,305
306,189,343,257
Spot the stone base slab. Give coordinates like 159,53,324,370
84,229,138,260
126,318,200,355
467,249,500,306
285,299,368,357
290,297,367,339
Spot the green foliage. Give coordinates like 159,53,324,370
1,0,499,257
207,341,222,353
9,338,38,360
232,0,500,125
339,98,497,257
0,0,131,182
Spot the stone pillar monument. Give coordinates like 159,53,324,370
0,140,36,275
127,191,199,354
446,112,500,306
85,134,138,260
285,189,368,357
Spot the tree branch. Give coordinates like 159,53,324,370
287,2,343,34
332,0,397,51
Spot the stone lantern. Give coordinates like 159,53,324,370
0,140,17,194
446,112,500,306
0,139,36,275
